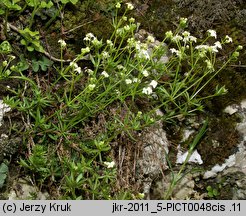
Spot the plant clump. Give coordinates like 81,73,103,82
0,1,243,199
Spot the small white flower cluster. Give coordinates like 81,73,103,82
146,35,155,43
84,33,95,41
101,71,109,78
104,161,115,168
117,64,127,71
125,77,139,85
58,39,66,49
179,17,188,27
224,35,233,43
85,68,94,75
207,29,217,38
116,23,137,37
106,39,113,47
135,42,150,60
83,33,102,48
142,80,158,95
195,41,222,54
125,78,132,84
142,69,149,77
81,47,90,54
126,2,134,10
102,51,110,59
69,61,81,74
182,31,197,43
166,31,197,45
170,48,182,58
115,2,134,10
127,37,151,60
88,84,96,91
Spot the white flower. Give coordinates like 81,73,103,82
170,48,178,53
137,111,142,117
124,25,130,31
115,89,120,95
84,33,95,41
127,37,136,47
88,84,96,90
189,36,197,43
133,78,139,83
85,68,94,75
182,32,197,43
225,35,233,43
9,55,16,60
74,66,82,74
207,29,217,38
142,70,149,77
101,71,109,77
102,51,110,58
182,31,190,37
115,2,121,8
125,79,133,84
81,47,90,54
142,86,153,95
70,62,82,74
180,17,188,26
147,35,155,43
126,2,134,10
117,65,126,72
232,51,239,58
208,46,218,53
129,17,135,23
195,45,210,50
214,41,222,49
170,48,182,57
237,45,243,50
136,49,150,60
165,30,173,39
91,38,102,47
2,60,8,67
69,61,78,68
58,39,66,48
122,16,127,21
172,35,183,42
150,80,158,89
106,40,113,46
104,161,115,168
116,28,125,36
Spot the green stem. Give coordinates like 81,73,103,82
4,9,9,38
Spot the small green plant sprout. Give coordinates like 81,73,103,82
0,0,21,37
0,41,15,79
0,41,12,54
25,0,54,28
19,28,44,52
0,0,21,12
60,0,79,4
0,2,243,199
0,162,9,188
164,120,208,199
206,185,220,198
19,145,59,185
31,56,53,72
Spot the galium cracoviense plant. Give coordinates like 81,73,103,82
0,1,243,199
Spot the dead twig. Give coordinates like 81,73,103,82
64,20,96,35
229,64,246,68
7,22,71,63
